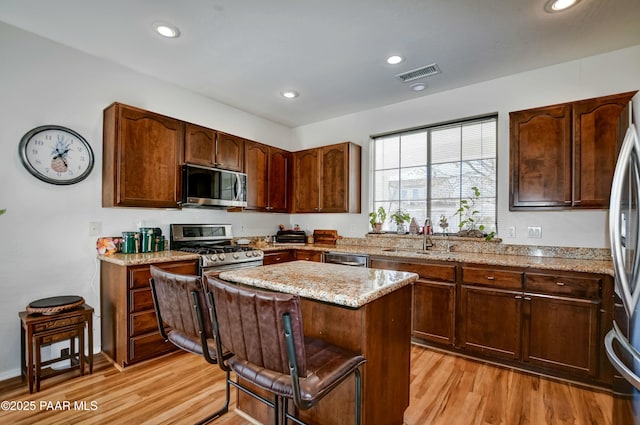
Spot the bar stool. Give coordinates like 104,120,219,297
205,275,367,425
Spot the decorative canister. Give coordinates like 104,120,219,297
121,232,139,254
139,227,156,253
155,235,165,251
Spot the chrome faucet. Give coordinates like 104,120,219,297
423,218,433,250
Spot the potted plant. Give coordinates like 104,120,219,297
369,206,387,233
390,208,411,234
455,186,485,238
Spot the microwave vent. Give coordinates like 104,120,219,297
395,63,441,83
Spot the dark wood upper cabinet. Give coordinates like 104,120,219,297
510,91,636,210
293,148,321,212
293,142,361,213
102,103,184,208
184,123,215,166
244,141,291,212
216,132,244,171
184,125,244,171
573,93,633,208
268,147,291,212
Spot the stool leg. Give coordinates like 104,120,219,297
34,336,41,393
87,313,93,374
78,325,85,376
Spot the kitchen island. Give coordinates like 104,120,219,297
214,260,419,425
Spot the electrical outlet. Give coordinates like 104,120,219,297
89,221,102,236
507,226,516,238
61,348,70,357
527,226,542,238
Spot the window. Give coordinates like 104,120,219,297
372,116,497,234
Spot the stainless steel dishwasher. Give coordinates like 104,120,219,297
324,252,369,267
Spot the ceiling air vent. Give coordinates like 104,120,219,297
395,63,441,83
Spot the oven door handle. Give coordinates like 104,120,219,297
330,260,366,267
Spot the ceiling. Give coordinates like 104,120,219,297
1,0,640,128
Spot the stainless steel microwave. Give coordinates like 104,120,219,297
181,164,247,208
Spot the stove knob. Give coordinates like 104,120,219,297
217,253,226,261
232,253,240,259
253,250,262,257
245,251,253,258
207,254,217,262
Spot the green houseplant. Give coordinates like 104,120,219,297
455,186,490,238
368,206,387,233
390,208,411,234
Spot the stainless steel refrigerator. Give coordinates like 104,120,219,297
607,93,640,425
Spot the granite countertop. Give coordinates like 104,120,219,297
261,243,614,276
97,250,200,266
216,260,418,308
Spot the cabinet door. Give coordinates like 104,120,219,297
216,133,244,171
320,144,349,212
244,141,269,210
458,286,522,361
104,104,184,208
184,123,216,166
293,148,320,212
573,92,635,208
413,280,456,346
523,294,600,377
510,104,572,209
268,147,290,212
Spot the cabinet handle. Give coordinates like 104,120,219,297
515,295,522,299
486,276,495,280
524,296,531,301
275,257,281,261
555,281,566,286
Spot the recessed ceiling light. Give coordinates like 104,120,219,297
281,90,299,99
387,55,403,65
544,0,580,13
153,22,180,38
410,82,426,92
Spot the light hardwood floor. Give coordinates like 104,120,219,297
0,345,612,425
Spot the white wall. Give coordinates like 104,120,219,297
292,44,640,247
0,22,293,379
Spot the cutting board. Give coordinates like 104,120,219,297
313,229,341,245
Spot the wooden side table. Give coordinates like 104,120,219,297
19,304,94,393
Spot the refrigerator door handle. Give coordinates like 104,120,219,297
605,323,640,391
610,124,640,315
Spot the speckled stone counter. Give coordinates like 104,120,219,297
259,239,614,276
97,250,200,266
217,260,418,308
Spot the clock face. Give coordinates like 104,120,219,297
19,125,94,185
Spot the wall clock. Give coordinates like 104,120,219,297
19,125,94,185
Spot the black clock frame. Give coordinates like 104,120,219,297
19,125,95,185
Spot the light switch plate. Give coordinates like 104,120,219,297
89,221,102,236
507,226,516,238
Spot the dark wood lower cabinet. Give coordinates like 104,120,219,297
370,256,613,387
524,294,600,377
458,286,523,361
413,281,456,346
262,249,294,265
100,258,198,368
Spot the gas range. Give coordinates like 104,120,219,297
170,224,263,272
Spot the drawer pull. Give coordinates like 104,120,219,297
486,276,495,280
555,281,566,286
515,295,522,299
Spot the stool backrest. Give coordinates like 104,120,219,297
150,266,213,340
205,276,307,377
